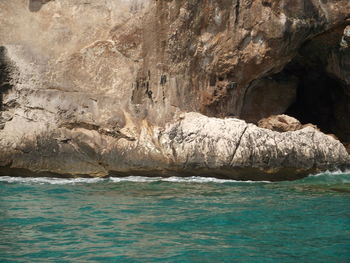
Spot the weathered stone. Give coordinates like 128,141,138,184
341,25,350,48
344,143,350,154
302,123,320,131
159,113,349,180
327,134,340,141
0,0,349,180
0,112,348,180
258,115,302,132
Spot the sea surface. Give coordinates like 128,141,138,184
0,171,350,263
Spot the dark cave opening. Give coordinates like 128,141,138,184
284,60,345,139
281,24,350,144
240,25,350,147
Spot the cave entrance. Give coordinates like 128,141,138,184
281,25,350,144
284,60,345,139
240,25,350,145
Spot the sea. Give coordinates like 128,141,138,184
0,171,349,262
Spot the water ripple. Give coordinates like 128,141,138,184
0,171,349,262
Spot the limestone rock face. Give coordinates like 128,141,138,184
0,0,349,180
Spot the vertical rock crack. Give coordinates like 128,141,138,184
230,124,248,166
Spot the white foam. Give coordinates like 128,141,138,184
0,175,271,185
111,176,271,184
310,169,350,177
1,171,349,185
0,176,105,185
298,170,350,185
110,176,161,183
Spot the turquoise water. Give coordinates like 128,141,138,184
1,172,350,263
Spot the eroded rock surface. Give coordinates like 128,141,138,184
0,0,349,180
160,113,349,180
0,112,348,181
258,115,302,132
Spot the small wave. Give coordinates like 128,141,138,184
109,176,270,184
0,175,271,185
160,176,271,184
297,170,350,185
0,176,105,185
1,171,348,185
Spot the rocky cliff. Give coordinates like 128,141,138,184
0,0,349,180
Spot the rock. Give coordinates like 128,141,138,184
340,26,350,49
302,124,320,131
1,0,349,126
0,0,349,180
258,115,302,132
159,113,350,180
345,143,350,155
0,112,348,181
327,134,339,141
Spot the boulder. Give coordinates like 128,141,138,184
258,115,302,132
341,25,350,49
